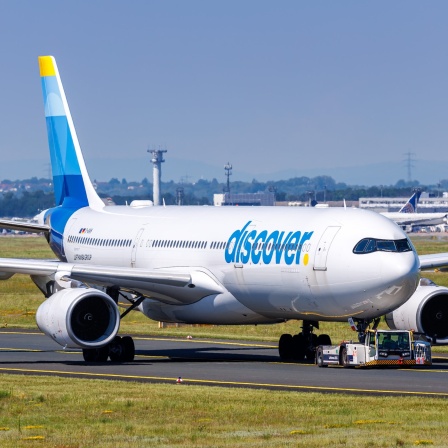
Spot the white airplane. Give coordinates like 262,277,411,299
382,191,447,227
0,56,447,363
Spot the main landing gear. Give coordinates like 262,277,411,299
82,287,144,363
278,320,331,361
82,336,135,363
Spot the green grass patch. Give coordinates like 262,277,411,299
0,374,446,447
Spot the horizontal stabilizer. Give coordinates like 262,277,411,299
0,219,50,234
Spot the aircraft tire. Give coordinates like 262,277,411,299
293,334,306,360
109,336,123,362
82,346,109,363
317,334,332,346
278,334,293,360
305,334,318,361
122,336,135,362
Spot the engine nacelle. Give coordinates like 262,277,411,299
386,278,448,344
36,288,120,349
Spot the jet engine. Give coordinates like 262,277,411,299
36,288,120,349
386,278,448,344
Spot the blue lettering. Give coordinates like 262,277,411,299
274,231,293,264
262,231,279,264
225,222,313,265
241,230,257,264
251,230,267,264
224,221,251,263
284,231,301,265
296,232,314,264
236,230,249,263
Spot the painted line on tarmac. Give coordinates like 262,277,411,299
0,347,44,352
0,331,277,349
0,366,446,397
0,331,41,335
134,336,276,349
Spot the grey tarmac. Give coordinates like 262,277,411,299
0,330,447,397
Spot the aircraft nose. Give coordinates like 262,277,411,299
379,251,420,308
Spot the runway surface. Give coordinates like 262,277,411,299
0,330,448,397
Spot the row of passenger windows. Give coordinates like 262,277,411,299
152,240,208,249
67,235,307,252
353,238,412,254
68,235,133,247
67,235,215,250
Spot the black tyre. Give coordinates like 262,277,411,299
317,334,332,346
305,333,318,361
82,345,109,362
122,336,135,362
279,334,293,360
293,333,306,360
109,336,123,362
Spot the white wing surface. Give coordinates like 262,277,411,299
0,258,224,305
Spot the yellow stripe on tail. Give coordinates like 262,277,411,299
38,56,56,77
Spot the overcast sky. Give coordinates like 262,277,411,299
1,1,448,185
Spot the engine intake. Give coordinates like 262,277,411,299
36,288,120,349
386,278,448,344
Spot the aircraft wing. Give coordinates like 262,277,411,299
0,258,224,305
383,213,447,226
0,219,50,234
419,253,448,270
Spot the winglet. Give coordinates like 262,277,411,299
39,56,104,210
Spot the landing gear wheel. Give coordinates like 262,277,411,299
82,345,109,362
109,336,123,362
279,334,293,360
305,333,318,361
317,334,332,346
121,336,135,362
316,346,327,367
293,333,306,360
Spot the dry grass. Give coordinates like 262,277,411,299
0,374,447,447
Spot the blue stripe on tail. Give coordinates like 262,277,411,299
41,74,89,207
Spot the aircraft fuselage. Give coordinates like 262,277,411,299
52,204,420,325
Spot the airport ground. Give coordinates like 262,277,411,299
1,235,448,447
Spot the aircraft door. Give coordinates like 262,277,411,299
131,228,145,267
313,226,340,271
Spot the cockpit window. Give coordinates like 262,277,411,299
376,240,396,252
353,238,412,254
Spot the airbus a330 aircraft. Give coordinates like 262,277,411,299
1,56,448,363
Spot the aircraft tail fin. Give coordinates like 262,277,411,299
38,56,104,210
399,190,421,213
